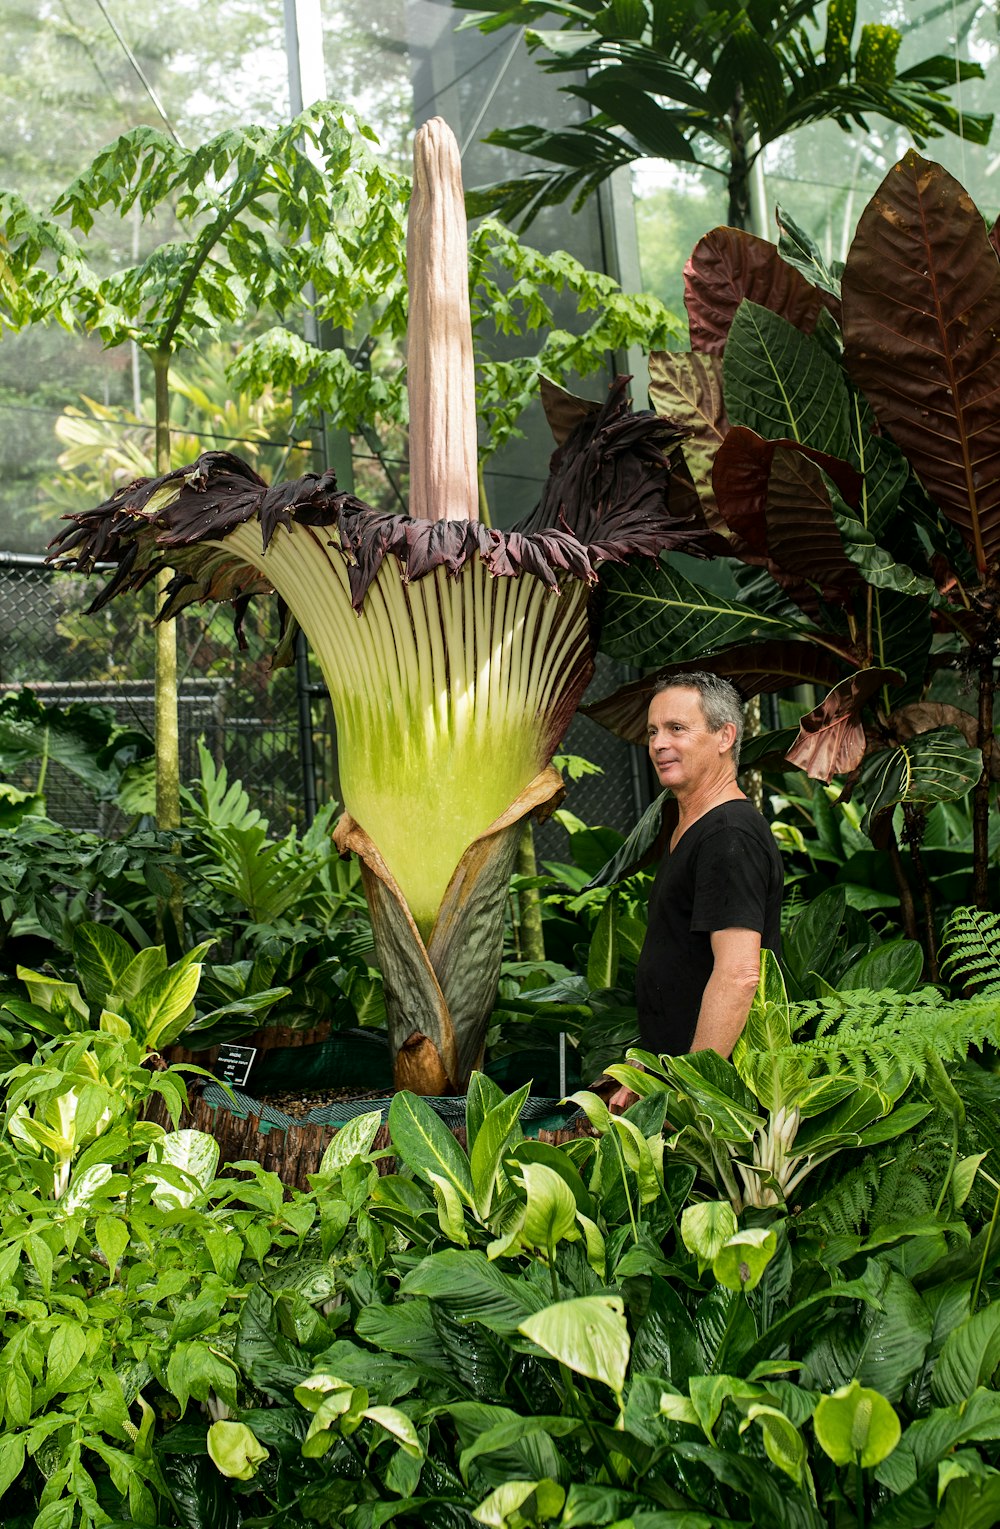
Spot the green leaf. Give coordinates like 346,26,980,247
724,300,851,455
600,554,806,669
428,1172,472,1246
713,1228,778,1293
680,1201,737,1273
389,1091,475,1208
145,1130,220,1210
586,892,619,991
0,1433,26,1501
131,958,205,1050
473,1479,566,1528
466,1072,505,1155
519,1161,579,1256
837,939,924,994
813,1380,901,1467
400,1249,544,1336
95,1215,129,1277
470,1083,529,1219
318,1111,383,1176
519,1296,630,1396
72,922,136,1009
933,1305,1000,1406
741,1403,810,1488
858,728,982,836
207,1421,269,1480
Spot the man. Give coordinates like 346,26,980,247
609,672,783,1111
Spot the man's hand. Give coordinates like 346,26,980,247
608,1084,638,1114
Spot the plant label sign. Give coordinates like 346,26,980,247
215,1044,257,1090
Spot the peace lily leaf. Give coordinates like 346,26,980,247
740,1403,810,1489
680,1201,738,1273
519,1297,630,1396
813,1380,901,1468
473,1479,566,1529
207,1420,268,1481
712,1228,778,1292
519,1162,579,1257
507,1141,594,1219
400,1249,544,1334
858,727,983,836
952,1153,987,1211
932,1305,1000,1407
362,1406,423,1458
688,1374,769,1441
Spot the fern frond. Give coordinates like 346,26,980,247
799,1134,951,1238
781,990,998,1086
941,907,1000,997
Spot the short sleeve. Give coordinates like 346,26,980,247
689,827,771,935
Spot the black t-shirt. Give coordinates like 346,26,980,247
635,798,784,1057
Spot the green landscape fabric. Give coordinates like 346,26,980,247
199,1082,581,1135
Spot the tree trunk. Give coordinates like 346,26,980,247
727,91,751,230
973,650,995,909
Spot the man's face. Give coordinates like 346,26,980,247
646,687,734,792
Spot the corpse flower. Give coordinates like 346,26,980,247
49,120,709,1094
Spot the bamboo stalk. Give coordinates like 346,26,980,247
407,118,478,524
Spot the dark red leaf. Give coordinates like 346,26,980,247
842,151,1000,578
684,227,824,355
785,668,901,782
648,351,730,535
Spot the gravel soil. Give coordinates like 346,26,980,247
254,1087,388,1119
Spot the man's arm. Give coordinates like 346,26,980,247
689,927,761,1057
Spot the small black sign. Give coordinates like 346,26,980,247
215,1044,258,1090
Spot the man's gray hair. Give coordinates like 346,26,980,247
652,671,745,769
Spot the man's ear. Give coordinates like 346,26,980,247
718,721,737,755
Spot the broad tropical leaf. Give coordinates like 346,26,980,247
599,554,808,669
775,204,842,314
842,152,1000,577
518,1296,630,1396
785,669,902,781
723,301,851,456
647,350,729,533
388,1091,475,1208
857,727,983,835
684,227,823,354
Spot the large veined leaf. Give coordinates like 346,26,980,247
723,300,852,457
869,587,934,706
388,1091,475,1208
842,151,1000,578
581,790,672,887
647,350,729,533
400,1249,544,1335
582,642,848,748
785,669,902,782
598,554,809,668
857,727,983,836
775,204,843,314
932,1304,1000,1407
846,391,910,543
72,923,136,1010
683,227,823,355
518,1296,630,1396
713,429,861,601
